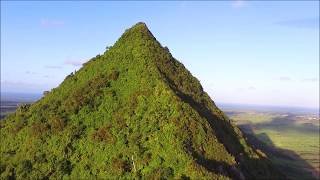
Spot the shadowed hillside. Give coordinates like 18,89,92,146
227,110,319,180
239,124,318,179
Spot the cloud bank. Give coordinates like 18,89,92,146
275,17,319,29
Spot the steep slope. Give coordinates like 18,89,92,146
0,22,284,179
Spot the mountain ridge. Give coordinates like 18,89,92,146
0,22,284,179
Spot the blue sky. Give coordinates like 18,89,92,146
1,1,319,108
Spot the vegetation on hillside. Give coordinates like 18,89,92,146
0,22,284,179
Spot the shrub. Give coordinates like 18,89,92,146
0,165,15,180
142,152,152,165
34,153,47,163
43,91,50,96
108,70,120,81
49,117,66,132
106,46,112,50
30,122,49,137
10,119,26,134
112,158,131,173
181,174,191,180
69,124,85,139
58,159,72,175
65,72,74,80
16,160,32,177
17,103,30,114
64,74,110,113
0,164,4,175
92,126,115,143
113,111,127,129
147,167,174,179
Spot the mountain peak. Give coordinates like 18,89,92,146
133,22,148,28
125,22,150,34
0,23,284,179
117,22,156,44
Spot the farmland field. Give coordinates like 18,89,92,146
223,106,319,180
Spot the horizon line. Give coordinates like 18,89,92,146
1,91,319,110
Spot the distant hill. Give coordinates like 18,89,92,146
0,93,42,119
218,103,319,115
1,92,41,103
0,22,284,179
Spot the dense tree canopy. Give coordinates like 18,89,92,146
0,22,284,179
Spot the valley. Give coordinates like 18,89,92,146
223,107,319,179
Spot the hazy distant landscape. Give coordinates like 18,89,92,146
224,108,319,179
0,92,41,119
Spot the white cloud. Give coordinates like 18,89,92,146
231,0,245,8
40,19,65,28
302,78,319,82
25,71,37,75
274,76,292,82
64,59,86,66
45,65,63,69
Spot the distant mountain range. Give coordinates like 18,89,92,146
1,92,42,102
218,103,319,115
2,92,317,114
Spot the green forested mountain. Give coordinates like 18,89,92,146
0,22,284,179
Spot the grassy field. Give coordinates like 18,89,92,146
226,110,320,179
